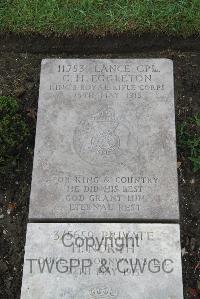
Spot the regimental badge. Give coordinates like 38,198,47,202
73,105,132,166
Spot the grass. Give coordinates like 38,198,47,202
0,0,199,36
177,114,200,172
0,96,29,174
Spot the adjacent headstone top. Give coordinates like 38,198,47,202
29,59,179,220
21,223,183,299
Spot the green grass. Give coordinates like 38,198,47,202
0,0,199,36
0,96,29,174
177,114,200,172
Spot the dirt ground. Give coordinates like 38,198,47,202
0,45,199,299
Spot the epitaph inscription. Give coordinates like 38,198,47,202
20,223,183,298
29,59,178,219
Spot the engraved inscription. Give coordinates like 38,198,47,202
76,285,121,299
89,286,118,299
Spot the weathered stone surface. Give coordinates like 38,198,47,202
29,59,179,219
21,223,183,298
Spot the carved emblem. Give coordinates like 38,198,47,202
73,105,130,166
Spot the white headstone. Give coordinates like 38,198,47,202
29,59,178,220
21,223,183,298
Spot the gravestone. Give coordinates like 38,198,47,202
29,59,179,220
20,223,183,299
20,59,183,298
